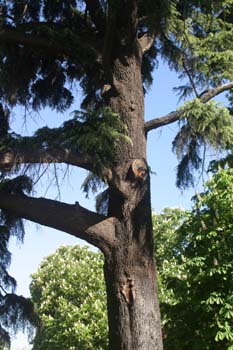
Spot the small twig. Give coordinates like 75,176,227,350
53,163,61,200
182,61,199,98
0,284,8,295
33,163,50,186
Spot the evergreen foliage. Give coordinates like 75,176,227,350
0,176,35,349
0,1,232,187
1,107,129,179
173,99,233,188
0,1,233,185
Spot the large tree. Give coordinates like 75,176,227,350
0,1,233,349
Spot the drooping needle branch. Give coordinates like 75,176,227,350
145,81,233,134
0,29,72,57
0,28,102,63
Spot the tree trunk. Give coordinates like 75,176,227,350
104,247,162,350
104,190,163,350
103,43,163,350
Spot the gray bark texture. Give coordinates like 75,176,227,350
102,43,163,349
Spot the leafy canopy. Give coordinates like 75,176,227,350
30,245,108,350
1,1,233,105
154,168,233,350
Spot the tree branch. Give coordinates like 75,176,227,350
0,28,101,62
0,147,93,172
0,192,116,253
0,29,70,57
182,61,199,98
145,81,233,133
198,82,233,102
145,110,182,133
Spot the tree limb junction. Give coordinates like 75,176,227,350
0,192,116,253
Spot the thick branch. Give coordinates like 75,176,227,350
145,81,233,133
0,28,101,61
0,192,116,253
0,147,93,172
0,29,70,57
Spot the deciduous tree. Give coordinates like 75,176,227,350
154,169,233,350
30,245,107,350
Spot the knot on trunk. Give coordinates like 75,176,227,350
120,277,136,305
127,158,148,183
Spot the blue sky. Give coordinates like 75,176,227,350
8,61,217,348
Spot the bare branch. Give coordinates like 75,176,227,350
0,192,116,253
198,82,233,102
0,285,7,295
145,110,182,133
0,147,93,172
182,61,199,98
145,81,233,133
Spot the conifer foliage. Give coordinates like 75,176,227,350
0,176,35,349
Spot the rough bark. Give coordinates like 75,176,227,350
104,249,162,350
139,30,158,53
0,191,115,254
102,39,163,349
104,177,163,349
0,147,93,171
